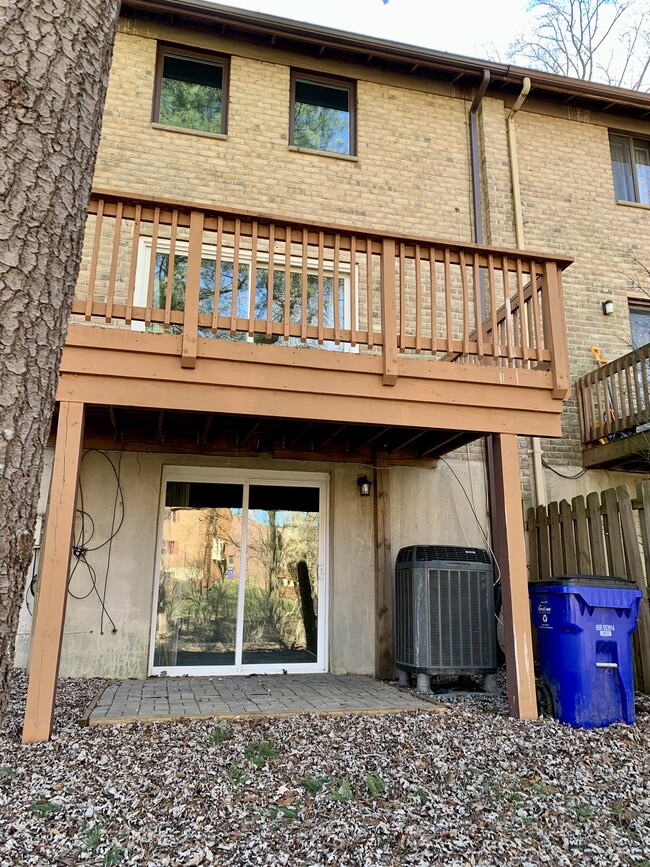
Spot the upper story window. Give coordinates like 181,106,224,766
290,72,355,156
153,45,229,135
610,132,650,205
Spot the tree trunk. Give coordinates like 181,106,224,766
0,0,121,720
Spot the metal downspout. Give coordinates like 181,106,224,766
506,78,546,508
470,70,490,248
467,71,499,545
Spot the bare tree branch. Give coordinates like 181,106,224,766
508,0,650,91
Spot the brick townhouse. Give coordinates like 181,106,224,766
16,0,650,740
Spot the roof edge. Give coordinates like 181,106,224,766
121,0,650,112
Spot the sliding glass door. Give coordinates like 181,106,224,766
150,469,328,675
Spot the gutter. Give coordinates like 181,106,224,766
124,0,513,76
122,0,650,115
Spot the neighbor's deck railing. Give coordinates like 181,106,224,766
72,190,570,391
577,344,650,446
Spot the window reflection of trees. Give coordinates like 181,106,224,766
151,253,345,347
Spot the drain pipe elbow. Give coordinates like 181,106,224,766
507,76,531,122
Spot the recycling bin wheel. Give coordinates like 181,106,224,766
536,680,555,718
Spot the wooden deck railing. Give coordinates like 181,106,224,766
577,344,650,446
72,190,571,391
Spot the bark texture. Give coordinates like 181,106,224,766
0,0,121,718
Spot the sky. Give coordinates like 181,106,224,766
210,0,531,62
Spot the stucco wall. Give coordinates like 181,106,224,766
14,450,496,679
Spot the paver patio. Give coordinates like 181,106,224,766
82,674,441,726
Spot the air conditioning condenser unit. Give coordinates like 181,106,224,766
395,544,497,692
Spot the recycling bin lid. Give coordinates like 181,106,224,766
532,574,637,590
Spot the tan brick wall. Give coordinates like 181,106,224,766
91,15,650,494
478,97,516,249
514,108,650,468
94,28,474,241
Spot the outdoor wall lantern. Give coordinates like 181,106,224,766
357,475,372,497
602,299,614,316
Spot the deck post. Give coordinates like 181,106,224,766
373,450,395,679
491,433,538,719
22,401,85,743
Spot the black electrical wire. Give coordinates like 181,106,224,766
68,448,125,634
79,449,125,552
541,458,588,480
439,458,501,622
68,549,118,633
99,447,125,635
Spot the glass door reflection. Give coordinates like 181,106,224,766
153,481,243,668
242,485,320,666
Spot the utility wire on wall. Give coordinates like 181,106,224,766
68,448,126,635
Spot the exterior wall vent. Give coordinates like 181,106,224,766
395,545,496,677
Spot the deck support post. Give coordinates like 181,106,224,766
22,401,85,743
491,433,538,719
373,451,395,679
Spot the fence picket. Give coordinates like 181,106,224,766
572,495,591,573
560,499,577,573
548,501,563,575
602,488,626,577
586,491,607,574
618,485,650,691
536,503,551,580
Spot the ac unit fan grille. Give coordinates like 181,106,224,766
395,545,491,565
428,568,492,668
395,569,414,666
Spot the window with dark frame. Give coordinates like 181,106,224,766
290,72,355,156
610,132,650,204
629,300,650,349
153,46,229,135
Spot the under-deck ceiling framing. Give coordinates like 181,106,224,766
56,405,486,465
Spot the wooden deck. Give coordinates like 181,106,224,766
58,189,572,443
23,191,573,743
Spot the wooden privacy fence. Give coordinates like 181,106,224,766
72,189,569,386
527,482,650,692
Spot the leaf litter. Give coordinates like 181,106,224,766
0,669,649,865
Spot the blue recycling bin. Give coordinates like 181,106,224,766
529,576,643,728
